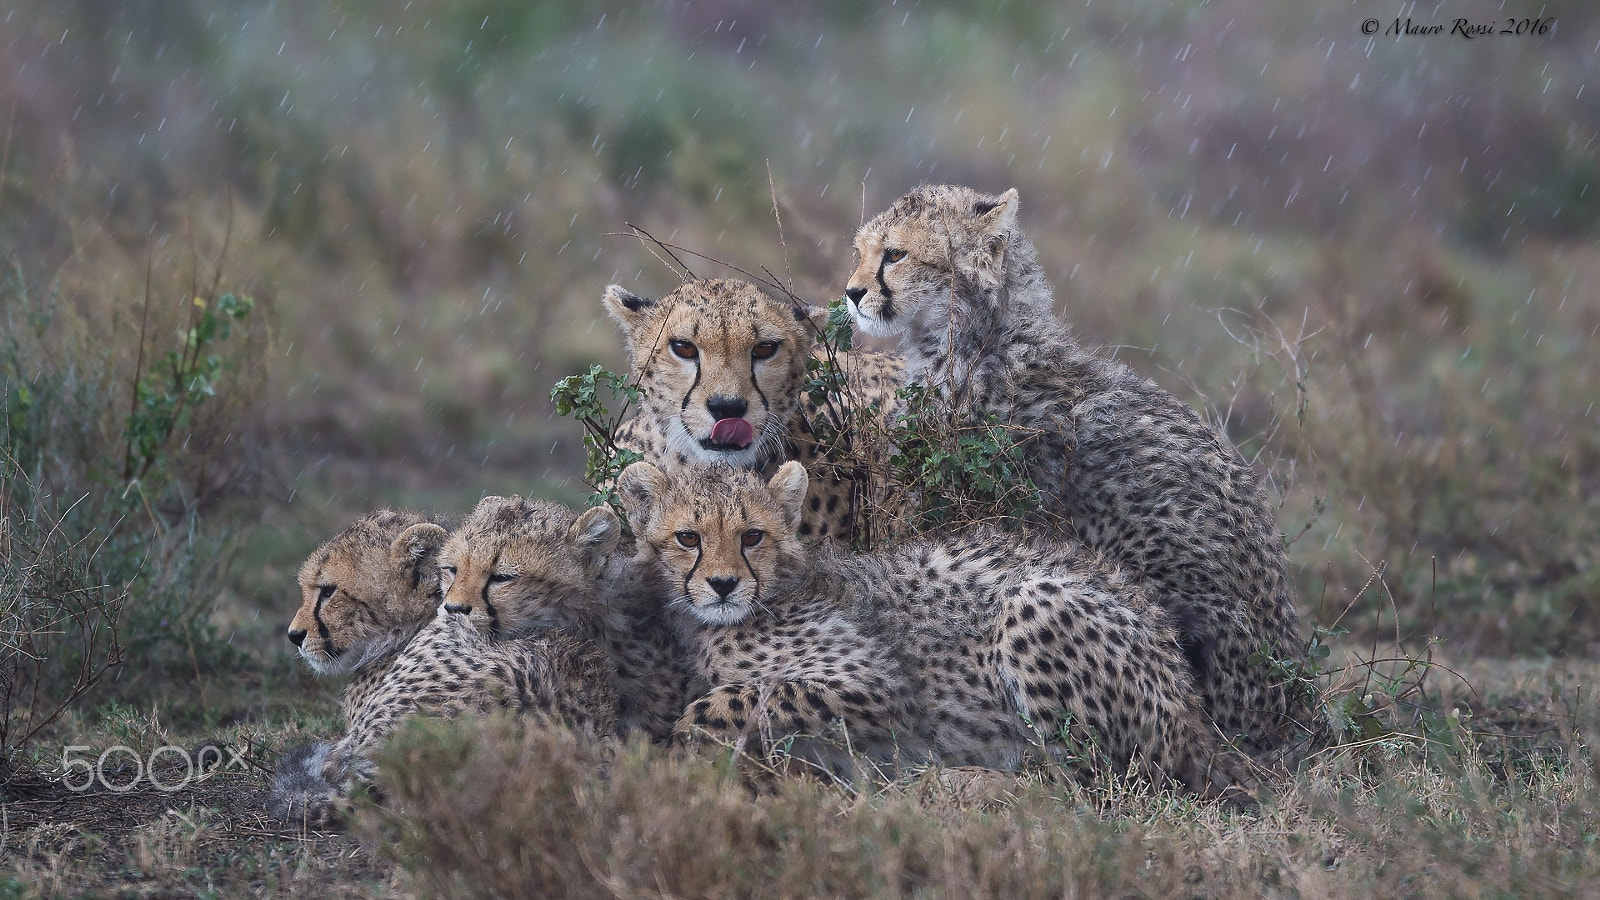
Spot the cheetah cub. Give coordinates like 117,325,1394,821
618,460,1257,803
436,495,702,742
269,499,633,827
286,509,450,717
605,278,903,543
845,184,1309,752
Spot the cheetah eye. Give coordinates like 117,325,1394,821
488,572,518,585
883,248,907,264
740,529,765,548
674,531,701,549
751,341,780,361
316,584,336,601
668,339,698,360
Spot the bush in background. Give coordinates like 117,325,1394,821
0,245,266,764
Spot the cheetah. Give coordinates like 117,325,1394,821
842,184,1310,753
269,498,645,827
617,460,1256,803
286,508,450,718
436,494,702,741
604,278,903,544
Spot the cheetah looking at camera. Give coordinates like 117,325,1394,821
842,184,1309,752
618,460,1256,804
605,278,903,544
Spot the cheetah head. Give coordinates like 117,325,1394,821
604,278,824,468
289,510,448,675
617,460,807,626
437,496,621,638
844,184,1019,338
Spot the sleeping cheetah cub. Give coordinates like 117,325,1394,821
618,460,1256,803
269,500,635,827
436,495,701,742
844,184,1309,752
605,278,902,543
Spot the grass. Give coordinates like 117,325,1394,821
2,656,1594,897
0,0,1597,895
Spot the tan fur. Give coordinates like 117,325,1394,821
604,278,903,543
436,495,702,741
618,461,1258,804
288,509,448,679
844,184,1310,752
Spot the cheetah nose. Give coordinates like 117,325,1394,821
706,396,748,421
706,576,740,599
844,286,867,304
287,628,306,647
444,602,471,615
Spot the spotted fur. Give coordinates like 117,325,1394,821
605,278,903,544
437,495,702,741
618,461,1257,803
844,184,1310,752
269,497,678,827
286,510,449,715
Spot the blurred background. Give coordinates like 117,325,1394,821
1,0,1596,710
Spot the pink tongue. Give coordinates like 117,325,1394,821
711,418,755,448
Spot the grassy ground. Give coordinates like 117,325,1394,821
3,655,1596,897
2,0,1598,896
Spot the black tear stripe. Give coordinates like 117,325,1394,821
679,348,702,417
481,552,502,633
747,324,772,416
683,542,704,606
875,260,896,320
312,588,335,647
739,544,762,613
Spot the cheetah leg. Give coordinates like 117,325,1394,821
674,679,909,762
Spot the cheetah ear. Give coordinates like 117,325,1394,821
765,461,810,535
791,301,830,330
569,506,622,566
973,188,1019,238
603,284,657,331
390,522,448,570
616,462,672,529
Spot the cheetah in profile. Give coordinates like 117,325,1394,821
843,184,1309,752
286,508,450,716
605,278,903,543
269,498,657,827
618,460,1256,803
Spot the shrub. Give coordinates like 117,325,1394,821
0,255,265,764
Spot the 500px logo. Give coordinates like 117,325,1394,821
61,743,248,792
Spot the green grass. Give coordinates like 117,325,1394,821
0,0,1597,895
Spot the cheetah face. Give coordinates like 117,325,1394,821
617,460,807,626
437,497,620,638
604,279,823,468
844,185,1019,339
289,512,447,675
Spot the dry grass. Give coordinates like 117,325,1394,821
359,667,1599,899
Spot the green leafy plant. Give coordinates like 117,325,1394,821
550,364,644,515
124,292,254,485
886,382,1044,533
1,258,261,762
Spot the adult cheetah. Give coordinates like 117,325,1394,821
843,184,1310,752
618,460,1256,804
